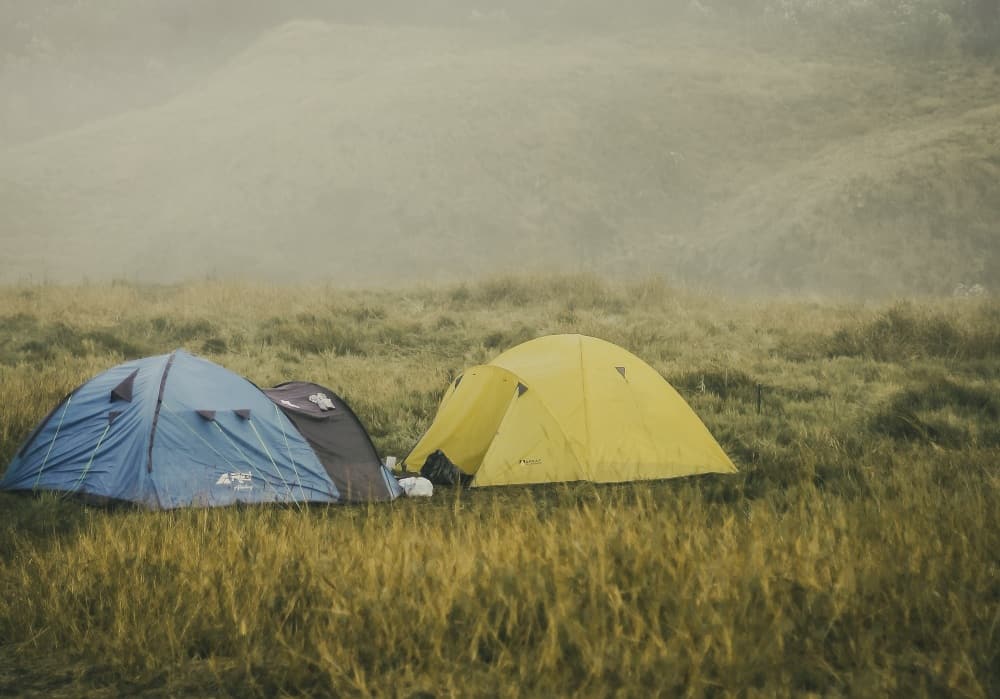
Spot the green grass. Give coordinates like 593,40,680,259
0,276,997,697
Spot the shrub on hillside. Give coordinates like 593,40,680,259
260,315,367,356
703,0,997,54
780,302,1000,362
869,377,1000,447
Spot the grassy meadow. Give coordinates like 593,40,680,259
0,276,997,697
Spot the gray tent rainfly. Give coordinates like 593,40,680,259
263,381,400,503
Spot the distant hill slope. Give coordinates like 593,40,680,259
1,20,997,294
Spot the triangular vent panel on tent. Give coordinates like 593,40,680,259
110,369,139,402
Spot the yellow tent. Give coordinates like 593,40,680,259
403,334,736,486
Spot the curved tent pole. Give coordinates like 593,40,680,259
160,402,240,473
64,421,112,498
32,395,73,490
209,420,287,502
246,418,300,507
272,402,309,502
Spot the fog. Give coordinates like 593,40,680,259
2,1,998,295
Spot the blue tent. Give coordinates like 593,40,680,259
1,350,401,508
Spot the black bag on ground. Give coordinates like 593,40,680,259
420,450,473,486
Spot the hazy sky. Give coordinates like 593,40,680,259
2,2,997,295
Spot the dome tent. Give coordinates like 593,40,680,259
403,334,736,486
1,350,400,508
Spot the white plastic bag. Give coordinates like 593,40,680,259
398,476,434,497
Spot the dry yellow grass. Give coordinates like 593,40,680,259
0,276,997,697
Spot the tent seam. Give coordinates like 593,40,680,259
474,389,518,486
146,351,178,473
578,334,593,479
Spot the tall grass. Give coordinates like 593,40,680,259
0,276,997,697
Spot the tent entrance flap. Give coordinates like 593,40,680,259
403,366,519,476
475,385,586,486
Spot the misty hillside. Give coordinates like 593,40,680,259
1,10,998,294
